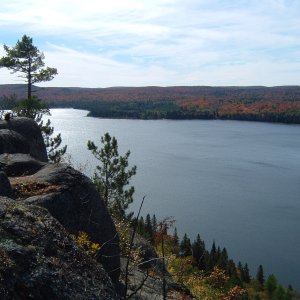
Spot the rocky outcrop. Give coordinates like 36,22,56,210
0,197,120,300
0,157,121,283
0,117,121,286
0,129,30,155
0,154,46,176
24,163,120,282
0,118,47,162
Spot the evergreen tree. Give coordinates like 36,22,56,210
238,261,243,278
243,263,251,283
286,286,296,300
87,132,137,218
0,95,17,117
170,227,180,256
219,247,228,270
208,241,218,270
151,214,157,233
0,35,57,99
265,274,277,295
0,35,66,162
179,233,192,257
12,96,49,119
12,96,66,162
256,265,265,290
145,214,153,238
137,216,146,237
226,259,239,284
192,234,206,269
211,241,217,255
216,246,222,266
204,250,211,272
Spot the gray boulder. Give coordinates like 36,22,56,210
0,197,120,300
0,117,47,162
0,153,46,177
24,163,121,283
0,129,30,154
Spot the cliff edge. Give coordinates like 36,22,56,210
0,117,121,298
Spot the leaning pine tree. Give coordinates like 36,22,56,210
0,35,66,162
87,133,137,219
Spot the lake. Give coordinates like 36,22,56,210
49,108,300,290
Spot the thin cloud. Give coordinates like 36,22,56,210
0,0,299,86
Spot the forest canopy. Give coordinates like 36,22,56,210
1,84,300,123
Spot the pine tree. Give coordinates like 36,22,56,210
173,227,179,247
0,35,66,162
0,35,57,99
226,259,239,283
179,233,192,257
192,234,206,269
238,261,243,279
145,214,153,238
88,132,137,218
137,216,146,237
256,265,265,290
219,247,229,270
208,241,217,270
211,241,217,255
216,246,222,266
151,214,157,233
243,263,251,283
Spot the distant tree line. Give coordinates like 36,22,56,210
46,99,216,120
43,97,300,123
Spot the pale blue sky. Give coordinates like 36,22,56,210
0,0,299,87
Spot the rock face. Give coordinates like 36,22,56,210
0,154,46,177
25,163,120,282
0,197,120,300
0,129,30,155
0,117,121,286
0,118,47,162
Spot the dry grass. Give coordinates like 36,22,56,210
10,176,61,199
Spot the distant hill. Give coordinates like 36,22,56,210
1,84,300,103
1,84,300,123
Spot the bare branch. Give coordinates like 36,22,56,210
124,196,146,299
126,270,149,300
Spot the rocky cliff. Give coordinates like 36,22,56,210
0,118,48,162
0,117,121,298
0,197,120,299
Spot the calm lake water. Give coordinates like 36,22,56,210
49,108,300,289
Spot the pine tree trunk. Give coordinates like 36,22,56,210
28,59,32,99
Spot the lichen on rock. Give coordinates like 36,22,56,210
0,197,120,300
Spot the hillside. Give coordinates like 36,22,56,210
1,84,300,123
1,84,300,103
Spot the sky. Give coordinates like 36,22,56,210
0,0,299,87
